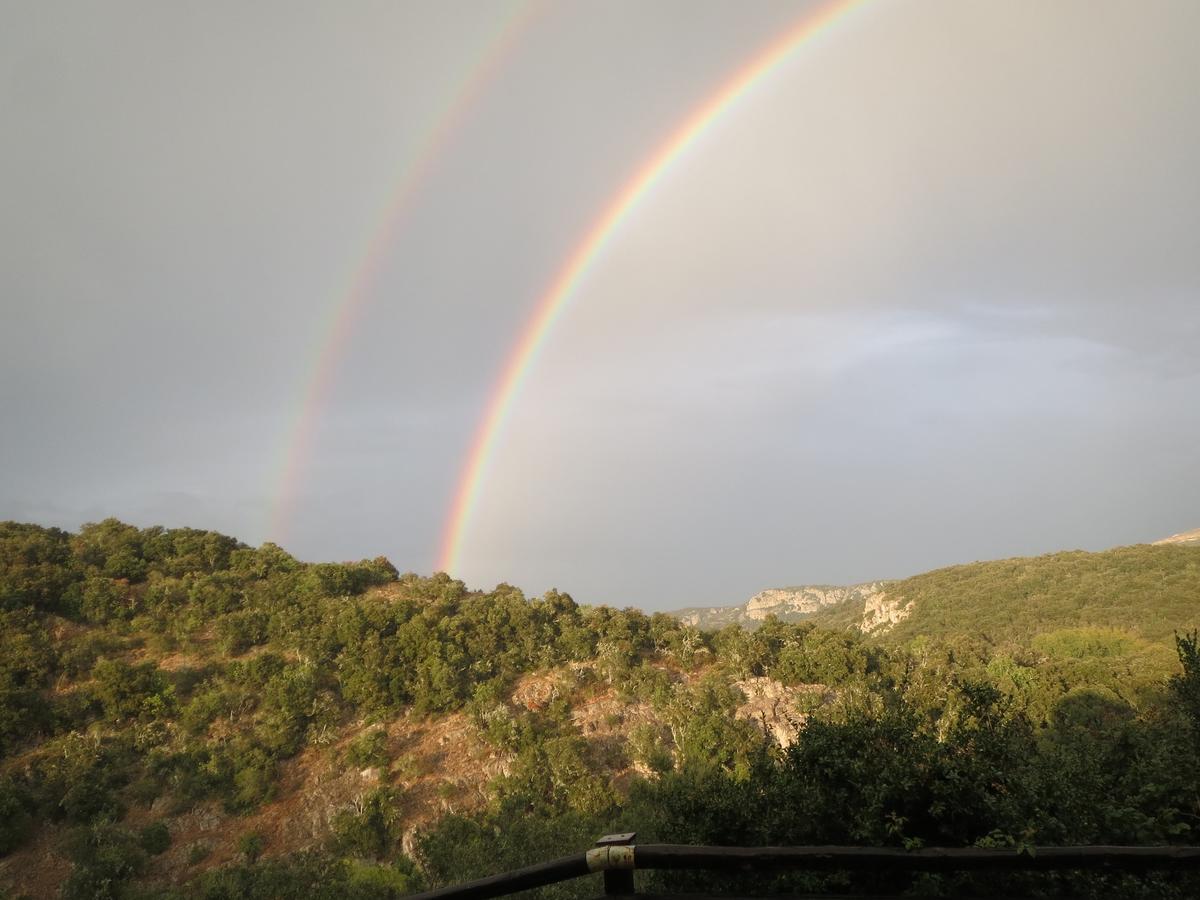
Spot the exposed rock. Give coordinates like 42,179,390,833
511,673,560,710
401,825,420,859
734,677,808,748
752,583,887,619
859,591,912,634
673,582,890,631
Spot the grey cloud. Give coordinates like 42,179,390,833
3,1,1197,608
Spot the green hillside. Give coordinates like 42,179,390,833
834,544,1200,646
1,519,1199,898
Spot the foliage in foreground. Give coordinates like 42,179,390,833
0,519,1198,898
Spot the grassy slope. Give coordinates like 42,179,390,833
806,543,1200,646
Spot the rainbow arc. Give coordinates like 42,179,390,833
268,2,539,545
438,0,870,574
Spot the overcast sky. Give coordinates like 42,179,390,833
3,0,1198,610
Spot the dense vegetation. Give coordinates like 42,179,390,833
864,545,1200,646
0,519,1198,898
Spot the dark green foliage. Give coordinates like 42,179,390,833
2,518,1199,897
79,576,136,622
627,723,673,774
0,522,79,613
0,608,55,752
344,729,389,770
60,825,148,900
417,811,609,900
225,742,279,812
58,629,124,679
215,608,269,655
93,659,174,721
0,778,34,855
771,682,1042,847
33,731,133,825
1171,631,1200,728
190,852,421,899
138,821,171,855
331,788,402,859
237,829,265,863
663,676,768,779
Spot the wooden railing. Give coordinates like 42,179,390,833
406,833,1200,900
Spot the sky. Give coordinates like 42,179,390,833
3,0,1198,611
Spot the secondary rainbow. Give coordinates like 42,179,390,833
268,1,539,545
438,0,870,574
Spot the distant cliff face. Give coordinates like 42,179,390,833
672,581,903,633
859,591,913,634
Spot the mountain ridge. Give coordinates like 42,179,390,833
1155,527,1200,546
673,528,1200,635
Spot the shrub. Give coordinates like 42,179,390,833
60,825,147,900
138,821,171,855
0,779,34,854
331,788,402,859
238,830,266,863
345,729,389,770
187,841,212,865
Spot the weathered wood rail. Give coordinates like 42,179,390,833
406,833,1200,900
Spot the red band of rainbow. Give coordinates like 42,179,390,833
438,0,869,575
268,2,540,546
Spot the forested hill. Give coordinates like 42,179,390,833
679,542,1200,649
831,543,1200,645
2,519,1200,899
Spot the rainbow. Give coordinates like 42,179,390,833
438,0,870,574
268,1,539,545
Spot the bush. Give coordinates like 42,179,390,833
138,821,171,855
79,576,134,623
60,825,147,900
331,788,402,859
628,724,674,775
344,730,389,770
0,779,34,854
238,830,266,863
92,658,173,721
216,609,269,655
187,841,212,865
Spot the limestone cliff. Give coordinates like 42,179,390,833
672,581,899,633
859,591,913,634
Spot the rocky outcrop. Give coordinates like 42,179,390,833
858,591,912,634
745,583,889,621
734,677,803,747
672,581,890,631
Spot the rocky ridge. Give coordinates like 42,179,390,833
672,581,904,633
859,591,913,634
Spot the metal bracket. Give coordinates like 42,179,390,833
586,844,636,871
593,832,637,894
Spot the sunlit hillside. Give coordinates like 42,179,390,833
1,519,1199,898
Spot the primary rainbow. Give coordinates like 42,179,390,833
268,1,539,545
438,0,870,574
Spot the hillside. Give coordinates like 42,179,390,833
2,519,1199,898
0,519,863,896
835,543,1200,646
679,540,1200,649
1156,527,1200,546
